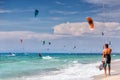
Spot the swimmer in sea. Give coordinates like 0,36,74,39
38,53,42,58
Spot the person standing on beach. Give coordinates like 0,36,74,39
102,44,112,77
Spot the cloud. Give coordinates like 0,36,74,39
0,22,120,53
51,17,62,20
0,9,12,13
50,10,79,15
54,22,88,36
0,17,56,26
0,17,61,32
0,20,120,40
55,1,65,5
53,21,120,37
97,9,120,19
0,9,33,14
84,0,120,5
84,0,120,22
0,31,68,40
0,20,22,26
55,1,74,8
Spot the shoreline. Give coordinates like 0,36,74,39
93,60,120,80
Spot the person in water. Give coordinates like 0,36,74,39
38,53,42,58
102,44,112,77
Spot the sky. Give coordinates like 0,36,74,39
0,0,120,53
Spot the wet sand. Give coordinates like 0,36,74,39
93,61,120,80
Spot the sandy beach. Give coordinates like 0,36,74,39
93,61,120,80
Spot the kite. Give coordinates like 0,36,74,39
20,39,23,43
49,42,51,45
42,40,45,45
86,17,94,30
64,45,66,47
102,32,104,36
34,9,39,17
73,46,76,49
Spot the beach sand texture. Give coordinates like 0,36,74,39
94,61,120,80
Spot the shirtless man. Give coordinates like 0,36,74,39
102,44,112,77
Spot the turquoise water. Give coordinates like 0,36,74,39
0,53,120,80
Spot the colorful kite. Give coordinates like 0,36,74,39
34,9,39,17
86,17,94,30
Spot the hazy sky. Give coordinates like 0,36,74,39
0,0,120,53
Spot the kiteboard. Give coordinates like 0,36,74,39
99,63,104,70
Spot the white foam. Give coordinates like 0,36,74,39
13,62,103,80
42,56,53,60
72,60,78,64
112,55,116,56
112,59,120,62
6,53,16,57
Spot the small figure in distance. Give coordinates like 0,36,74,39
38,53,42,58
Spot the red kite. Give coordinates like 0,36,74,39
86,17,94,30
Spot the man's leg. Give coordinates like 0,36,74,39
104,63,107,77
108,64,111,76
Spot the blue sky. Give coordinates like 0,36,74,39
0,0,120,53
0,0,93,32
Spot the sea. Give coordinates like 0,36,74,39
0,53,120,80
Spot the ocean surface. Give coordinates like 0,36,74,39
0,53,120,80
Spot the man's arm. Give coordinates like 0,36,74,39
102,50,105,61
